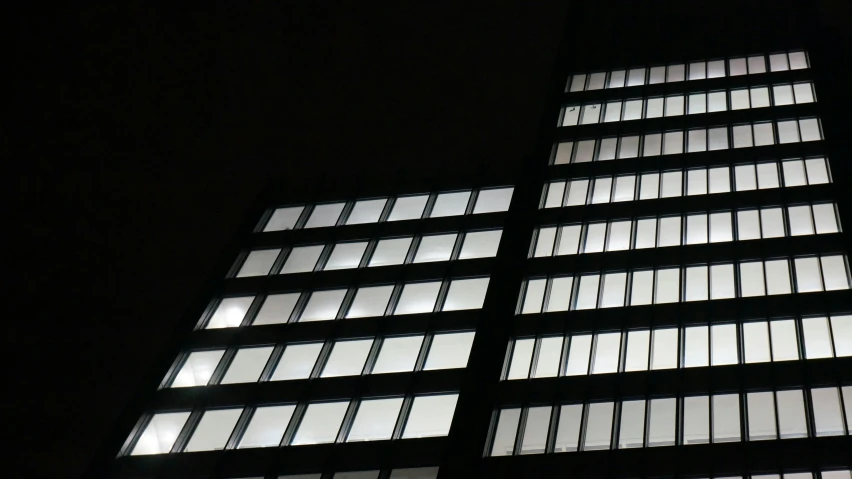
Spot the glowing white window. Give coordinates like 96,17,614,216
651,328,678,370
667,64,685,82
684,326,709,367
281,245,324,274
686,214,708,244
649,66,666,84
221,347,273,384
750,87,770,108
711,324,738,365
371,336,422,374
600,272,627,308
655,268,680,303
534,227,556,257
347,398,403,442
346,285,393,319
688,129,707,152
206,296,253,329
630,270,654,306
634,218,656,249
520,279,546,314
623,99,643,121
760,207,785,238
729,57,747,76
607,221,631,251
774,84,794,106
569,74,586,92
424,332,475,370
430,191,470,218
185,408,242,452
608,70,625,88
733,124,753,148
663,131,684,155
394,282,441,315
520,406,551,454
821,255,849,290
388,195,428,221
687,169,707,196
643,133,662,156
794,83,815,103
795,257,823,292
624,330,650,372
806,158,830,184
130,412,191,455
764,259,792,295
238,405,295,448
639,173,659,200
264,206,304,232
747,392,777,441
346,199,386,225
744,322,771,363
369,237,412,267
583,402,614,450
553,404,583,452
562,105,580,126
443,277,489,311
648,398,676,447
619,400,646,449
813,204,839,234
646,97,664,118
588,72,606,90
776,390,807,439
459,230,501,259
685,266,709,301
237,249,280,277
507,338,533,379
300,289,347,322
782,160,807,186
688,93,706,114
591,332,621,374
709,213,733,243
491,408,521,456
321,340,372,377
811,388,846,436
575,275,600,310
771,320,799,361
169,350,224,388
627,68,646,86
565,179,589,205
271,343,323,380
305,203,345,228
402,394,458,438
603,103,622,123
739,262,765,297
831,315,852,357
683,396,710,444
799,119,821,142
413,234,456,263
553,142,574,165
665,95,684,116
658,216,681,247
591,177,612,204
583,223,606,253
712,394,741,442
580,104,601,124
565,335,592,375
613,175,635,202
535,337,563,378
474,187,513,213
546,277,574,312
325,242,368,270
292,402,348,445
619,135,640,158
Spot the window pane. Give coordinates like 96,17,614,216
347,398,403,441
580,103,601,124
613,175,636,202
170,350,224,388
395,282,441,315
207,296,254,329
639,173,660,200
747,392,777,441
811,388,845,436
347,199,387,225
794,83,815,103
707,59,725,77
130,412,191,455
733,124,753,148
651,328,679,370
534,227,556,258
782,159,807,187
685,266,709,301
591,177,612,204
325,242,368,270
565,179,589,205
710,213,733,243
574,140,596,163
490,408,521,456
788,205,814,236
281,245,324,274
729,57,747,76
346,285,393,319
627,68,646,86
618,400,646,449
554,404,584,452
795,257,823,292
305,203,345,228
643,133,662,156
776,120,800,144
821,255,849,290
813,204,839,234
748,55,766,73
443,277,489,311
624,330,650,372
663,131,684,155
737,210,760,241
688,129,707,152
730,89,750,110
788,51,808,69
569,74,586,92
619,135,640,158
686,215,708,245
371,336,423,374
831,315,852,357
683,396,710,444
575,274,600,310
769,53,789,71
658,217,681,247
535,336,563,378
623,100,643,121
271,343,323,380
630,270,654,305
553,142,574,165
521,279,546,314
707,91,726,112
688,93,706,114
765,259,792,295
750,87,770,108
712,323,738,365
734,164,756,191
474,187,513,213
431,191,470,217
221,347,273,384
753,122,775,146
667,64,685,82
588,72,606,90
592,332,621,374
634,218,657,249
388,195,428,221
238,405,296,448
648,398,676,447
805,158,830,184
544,181,565,208
687,169,707,196
413,234,457,263
770,319,799,361
185,408,242,452
760,207,784,238
402,394,458,438
584,223,606,252
583,402,614,450
321,340,372,377
557,226,582,256
608,70,626,88
565,335,592,375
773,84,794,106
799,118,821,142
600,272,627,308
237,249,280,278
688,61,706,80
459,230,502,259
264,206,304,232
292,402,348,445
802,317,833,359
712,394,741,442
424,332,475,370
646,97,664,118
776,390,807,439
369,237,412,267
562,105,580,126
649,66,666,84
665,95,684,116
744,321,771,363
684,326,709,367
757,163,780,189
520,406,551,454
708,167,730,194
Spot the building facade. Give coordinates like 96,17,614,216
91,2,852,478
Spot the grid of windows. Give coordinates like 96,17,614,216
560,81,815,127
531,202,840,257
504,315,852,379
566,51,809,92
126,393,459,455
550,118,823,165
236,229,502,277
203,276,490,329
487,386,851,456
519,254,850,313
542,158,831,208
165,331,475,387
262,187,513,232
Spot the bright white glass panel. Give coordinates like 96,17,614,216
688,129,707,152
685,266,709,301
802,317,833,359
649,66,666,84
521,279,546,314
821,472,852,479
619,400,647,449
600,272,627,308
630,270,654,305
711,323,738,365
710,213,733,243
569,74,586,92
490,408,520,456
788,205,814,236
292,402,348,445
221,347,273,384
613,176,635,202
744,321,771,363
805,158,830,184
735,164,757,191
305,203,345,229
207,296,253,329
646,97,664,118
712,394,741,442
658,216,681,247
583,402,614,450
546,277,574,312
281,245,324,274
402,394,458,438
474,187,513,213
131,412,191,455
663,131,684,155
776,390,808,438
733,124,753,148
769,53,789,71
623,330,649,372
708,168,730,194
707,127,729,151
739,261,765,296
729,57,747,76
634,218,657,249
575,275,600,310
813,204,839,234
534,336,563,378
553,404,583,452
799,118,821,142
238,249,280,277
756,163,780,189
627,68,645,86
651,328,678,370
794,83,815,103
580,104,601,124
520,406,551,454
777,120,800,144
534,227,556,258
554,142,574,164
583,223,606,252
753,122,775,146
765,259,792,295
783,160,807,186
565,335,592,376
346,285,393,318
588,72,606,90
788,51,808,69
238,405,296,448
565,179,589,205
371,336,422,374
413,234,456,263
271,343,323,380
459,230,501,259
665,95,684,116
592,332,621,374
388,195,429,221
643,133,662,156
795,257,823,292
705,92,725,114
731,89,750,110
347,398,403,441
619,135,640,158
688,93,706,114
321,340,372,377
707,59,725,77
667,64,685,82
684,326,709,367
639,173,660,200
369,238,412,267
300,289,347,322
748,55,766,73
264,206,304,232
686,214,708,245
688,61,706,80
821,255,849,290
687,169,707,196
623,100,643,121
648,398,676,447
770,319,799,361
185,408,242,451
773,84,794,105
737,210,760,240
347,199,387,225
170,350,224,388
747,392,777,440
424,332,475,370
750,87,770,108
574,140,596,163
831,315,852,357
683,396,710,444
544,182,565,208
608,70,625,88
655,268,680,303
442,277,489,311
760,207,784,238
603,103,622,123
811,388,845,436
324,242,368,270
430,191,470,218
562,105,580,126
394,282,441,315
591,177,612,204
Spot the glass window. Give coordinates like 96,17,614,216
795,257,823,292
619,135,640,158
613,176,635,202
760,207,784,238
708,167,730,194
711,323,738,365
580,103,601,124
520,406,551,454
643,133,662,156
683,396,710,445
324,242,368,270
546,276,574,312
569,74,586,92
574,140,596,163
812,204,839,234
347,398,404,441
794,83,815,103
649,66,666,84
583,223,606,252
238,405,296,448
459,230,501,259
600,272,627,308
687,169,707,196
630,270,654,306
291,402,349,445
744,321,772,363
667,64,685,82
185,408,242,452
707,59,725,77
553,404,583,452
565,335,592,375
805,158,830,184
770,319,799,361
750,86,770,108
388,195,428,221
619,400,646,449
777,120,800,144
394,282,441,315
811,388,846,436
710,213,733,243
773,84,794,105
130,412,191,455
747,55,766,73
627,67,646,86
583,402,614,450
300,289,347,322
591,177,612,203
371,336,423,374
733,124,753,148
424,332,475,370
685,266,709,301
623,99,643,121
507,338,534,379
346,285,393,318
402,394,459,438
729,57,747,76
206,296,254,329
799,118,821,142
688,129,707,152
645,97,664,118
735,164,757,191
788,205,814,236
821,255,849,290
565,179,589,205
658,216,681,247
634,218,657,248
490,408,521,456
651,328,678,370
221,347,273,384
663,131,684,155
544,181,565,208
443,277,489,311
665,95,684,116
604,102,622,123
271,343,323,380
639,173,660,200
575,274,600,310
753,122,775,146
738,261,765,296
765,259,792,295
562,105,580,126
730,89,750,110
608,70,626,88
592,332,621,374
655,268,680,303
802,317,833,359
624,330,650,372
534,227,556,257
237,249,280,278
264,206,304,232
170,350,224,388
413,234,457,263
305,203,345,228
769,53,789,71
688,93,706,114
281,245,324,274
553,142,574,165
520,279,546,314
535,337,563,378
747,392,777,441
648,398,676,447
321,340,372,378
831,315,852,357
788,51,808,69
597,137,617,160
688,61,706,80
783,160,807,186
587,72,606,90
712,394,741,442
684,326,709,367
757,163,780,188
661,172,682,198
336,472,379,479
346,199,387,225
474,187,513,213
430,191,470,218
369,237,412,267
686,214,708,245
776,390,808,439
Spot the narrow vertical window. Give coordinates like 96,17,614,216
638,173,660,200
583,402,614,450
624,330,650,372
618,400,646,449
654,268,680,304
591,177,613,204
553,404,584,452
591,332,621,374
712,394,741,442
794,257,823,293
734,164,757,191
520,407,551,454
811,388,846,436
645,98,664,118
708,167,731,193
643,133,662,156
683,396,710,444
634,218,657,249
647,398,677,447
812,204,839,234
612,175,636,202
553,142,574,165
580,103,602,124
753,122,775,146
799,118,822,142
565,179,589,205
733,124,753,148
805,158,830,184
535,337,563,378
546,277,574,312
764,259,792,295
597,138,617,161
575,274,601,310
507,339,534,380
520,279,546,314
583,223,607,252
747,392,777,441
711,323,738,365
630,270,655,306
776,390,808,439
802,317,834,359
831,315,852,357
686,214,708,245
603,101,622,123
564,335,592,376
600,272,627,308
709,213,733,244
684,266,709,301
821,255,850,290
651,328,679,370
574,140,596,163
657,216,681,247
743,321,772,363
684,326,710,367
569,74,586,92
490,409,521,456
770,320,799,361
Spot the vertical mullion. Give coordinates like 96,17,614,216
558,335,571,377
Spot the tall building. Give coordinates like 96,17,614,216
91,2,851,478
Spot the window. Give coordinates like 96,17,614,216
747,392,777,440
130,412,191,455
206,296,254,329
271,343,323,380
347,398,403,441
424,332,475,370
402,394,459,438
442,277,489,311
683,396,710,444
520,406,551,454
238,405,296,448
507,338,534,379
169,350,224,388
624,330,650,371
776,390,808,439
565,335,592,375
264,206,304,232
802,317,833,359
619,400,646,448
811,388,846,436
324,242,368,270
648,398,676,447
221,347,273,384
369,237,412,267
394,282,441,315
321,340,372,377
291,402,349,445
430,191,470,217
346,199,386,225
684,326,709,367
371,336,423,374
490,408,521,456
253,293,299,326
388,195,428,221
794,82,815,103
592,332,621,374
667,64,685,82
345,285,393,318
832,315,852,357
800,118,821,141
750,86,770,108
414,234,456,263
305,203,345,228
185,408,243,452
554,404,583,452
459,230,502,259
300,289,346,321
281,245,324,274
474,187,513,213
237,249,280,277
535,337,562,377
583,402,614,450
713,394,741,442
744,321,772,364
665,95,684,116
581,103,601,124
